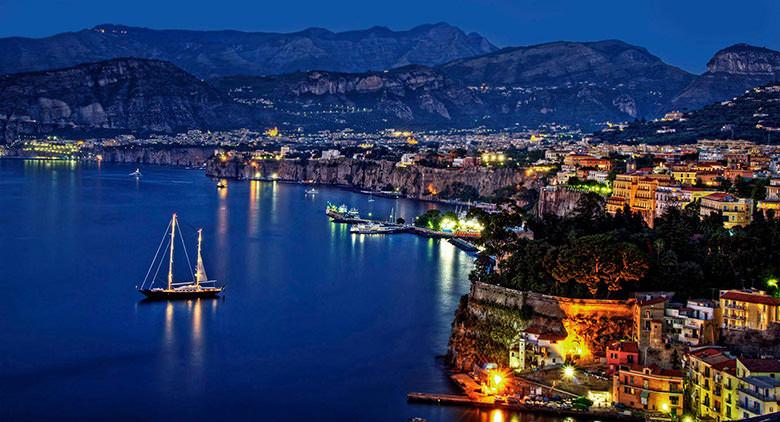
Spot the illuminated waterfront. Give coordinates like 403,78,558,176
0,159,574,421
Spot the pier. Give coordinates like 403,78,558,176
407,391,638,420
326,208,480,243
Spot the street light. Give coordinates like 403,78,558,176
563,365,576,379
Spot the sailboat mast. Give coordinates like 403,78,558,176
167,213,177,290
196,228,203,288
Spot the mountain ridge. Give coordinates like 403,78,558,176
0,23,498,78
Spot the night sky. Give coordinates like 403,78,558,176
1,0,778,73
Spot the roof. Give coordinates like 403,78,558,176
608,341,639,354
637,296,669,307
721,291,780,306
623,364,683,379
743,376,780,389
739,358,780,374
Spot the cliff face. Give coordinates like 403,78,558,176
211,66,474,124
535,186,585,217
100,146,217,167
0,58,256,143
672,44,780,110
206,158,532,200
448,282,636,371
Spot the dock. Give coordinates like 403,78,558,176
325,209,481,241
407,391,638,420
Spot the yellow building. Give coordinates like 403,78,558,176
671,169,697,186
758,178,780,217
606,174,673,227
736,358,780,419
719,289,780,333
687,347,739,421
612,365,684,416
699,193,753,229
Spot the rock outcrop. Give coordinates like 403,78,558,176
0,58,258,143
448,281,636,371
672,44,780,110
535,186,585,217
206,157,532,201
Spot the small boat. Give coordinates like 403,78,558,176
350,223,397,234
137,213,224,300
216,182,227,189
305,188,319,195
129,168,142,177
368,196,376,202
346,207,360,218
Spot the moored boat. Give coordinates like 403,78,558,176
137,213,224,300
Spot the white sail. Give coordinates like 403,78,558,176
195,228,208,284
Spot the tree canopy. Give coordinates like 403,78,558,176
472,192,780,299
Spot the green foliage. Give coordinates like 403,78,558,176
474,193,780,299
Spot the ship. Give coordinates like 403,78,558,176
350,222,400,234
305,188,319,195
137,213,224,300
129,168,142,177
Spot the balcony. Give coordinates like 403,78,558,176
740,387,776,402
737,401,761,416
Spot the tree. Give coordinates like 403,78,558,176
550,234,649,297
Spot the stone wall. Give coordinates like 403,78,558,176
449,281,637,370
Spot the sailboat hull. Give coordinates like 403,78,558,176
138,288,222,300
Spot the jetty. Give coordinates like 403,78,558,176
326,206,481,243
406,392,638,420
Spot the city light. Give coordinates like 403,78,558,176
562,365,575,379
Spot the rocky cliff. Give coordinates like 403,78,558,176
535,186,585,217
448,281,636,371
206,157,532,200
0,23,497,78
0,58,258,143
100,145,217,167
672,44,780,110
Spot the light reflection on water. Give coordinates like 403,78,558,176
0,160,575,422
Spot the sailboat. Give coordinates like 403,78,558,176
137,213,224,300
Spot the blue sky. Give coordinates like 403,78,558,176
1,0,778,73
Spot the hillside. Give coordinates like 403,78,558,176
596,83,780,144
672,44,780,110
0,58,258,142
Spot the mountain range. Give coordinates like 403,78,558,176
1,24,779,143
0,23,496,78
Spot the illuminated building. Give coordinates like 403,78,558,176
736,358,780,419
663,299,720,346
612,365,684,415
562,154,612,172
699,193,753,229
686,347,739,421
634,295,670,356
671,167,697,186
606,174,673,227
606,341,639,375
719,289,780,333
758,178,780,217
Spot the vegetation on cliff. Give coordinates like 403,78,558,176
472,193,780,299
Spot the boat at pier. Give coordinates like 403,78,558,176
137,213,224,300
350,222,401,234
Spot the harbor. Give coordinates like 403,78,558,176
324,203,482,248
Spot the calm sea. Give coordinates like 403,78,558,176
0,159,572,422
